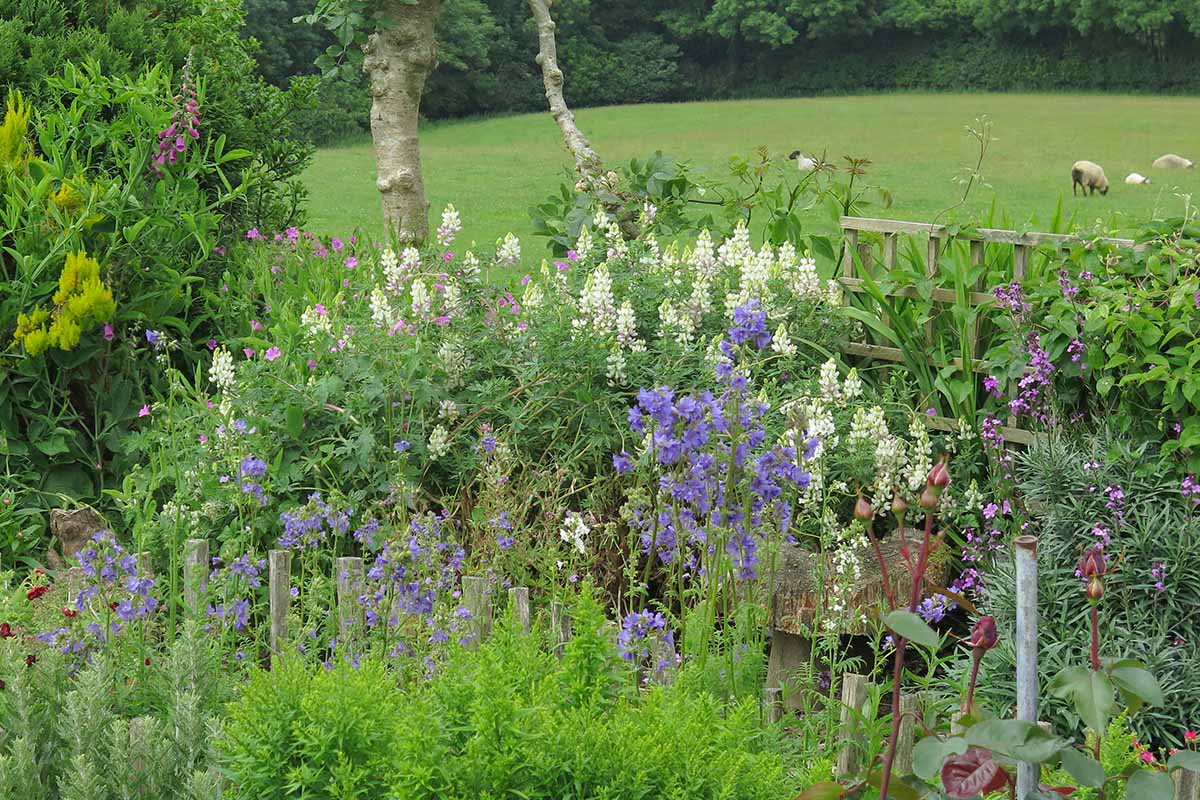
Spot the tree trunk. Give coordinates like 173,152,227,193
362,0,440,245
527,0,603,181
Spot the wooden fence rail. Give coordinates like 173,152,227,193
836,216,1139,447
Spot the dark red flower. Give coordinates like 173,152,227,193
144,657,151,667
0,679,6,690
24,654,36,667
62,608,77,619
26,585,48,601
967,616,999,650
0,623,13,638
109,601,120,611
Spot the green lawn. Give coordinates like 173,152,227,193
303,93,1200,257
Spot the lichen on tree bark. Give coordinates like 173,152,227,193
362,0,441,245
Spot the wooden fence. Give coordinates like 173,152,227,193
836,216,1138,447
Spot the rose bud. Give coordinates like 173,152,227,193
891,493,908,520
928,459,951,490
853,494,874,522
1078,545,1107,578
1086,575,1104,601
919,486,940,510
967,616,999,650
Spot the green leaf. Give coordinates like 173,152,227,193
965,719,1068,763
913,735,967,780
1048,666,1115,735
285,406,305,440
882,610,940,650
1060,748,1106,788
1109,660,1164,708
795,782,846,800
1126,769,1175,800
1169,750,1200,773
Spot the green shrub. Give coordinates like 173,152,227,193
220,657,404,800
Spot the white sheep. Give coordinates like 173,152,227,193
1152,153,1194,170
788,150,817,171
1124,172,1151,185
1071,160,1109,196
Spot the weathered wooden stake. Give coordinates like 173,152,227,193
336,557,364,636
893,692,921,776
137,551,153,578
882,232,899,269
508,586,531,635
461,576,492,648
268,549,291,660
763,686,783,725
550,600,571,658
183,539,208,614
836,673,870,778
649,636,677,686
1174,768,1200,800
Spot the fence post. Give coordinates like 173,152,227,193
550,600,571,658
925,234,941,343
1015,535,1040,798
836,673,870,778
336,557,364,636
462,576,492,648
882,232,898,270
268,549,291,661
893,692,921,777
183,539,208,615
1012,243,1030,279
1175,768,1200,800
841,228,859,279
508,586,531,635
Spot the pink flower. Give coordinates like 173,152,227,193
307,359,317,371
567,249,579,261
433,315,451,325
555,261,569,271
1186,730,1198,743
264,347,282,361
213,245,226,256
925,408,936,416
331,238,344,251
520,274,531,286
314,304,328,316
246,228,261,240
250,320,263,331
103,323,114,342
344,257,358,269
206,339,218,350
198,435,208,444
443,251,454,263
243,348,255,358
1140,751,1155,763
138,404,151,418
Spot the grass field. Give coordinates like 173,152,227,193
303,93,1200,258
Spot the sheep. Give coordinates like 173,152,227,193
1124,172,1151,185
788,150,817,171
1152,153,1194,170
1071,160,1109,196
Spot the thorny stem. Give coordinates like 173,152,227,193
865,519,896,611
879,511,935,800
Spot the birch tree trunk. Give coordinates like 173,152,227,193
527,0,603,181
362,0,441,244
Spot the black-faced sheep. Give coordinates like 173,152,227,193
788,150,817,171
1071,161,1109,196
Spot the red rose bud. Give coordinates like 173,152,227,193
968,616,999,650
853,494,874,521
26,585,48,601
1086,575,1104,601
919,486,940,510
928,460,951,489
0,623,12,638
891,493,908,519
1078,546,1107,578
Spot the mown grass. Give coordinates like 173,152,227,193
303,92,1200,259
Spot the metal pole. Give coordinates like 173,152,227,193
1015,535,1039,798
